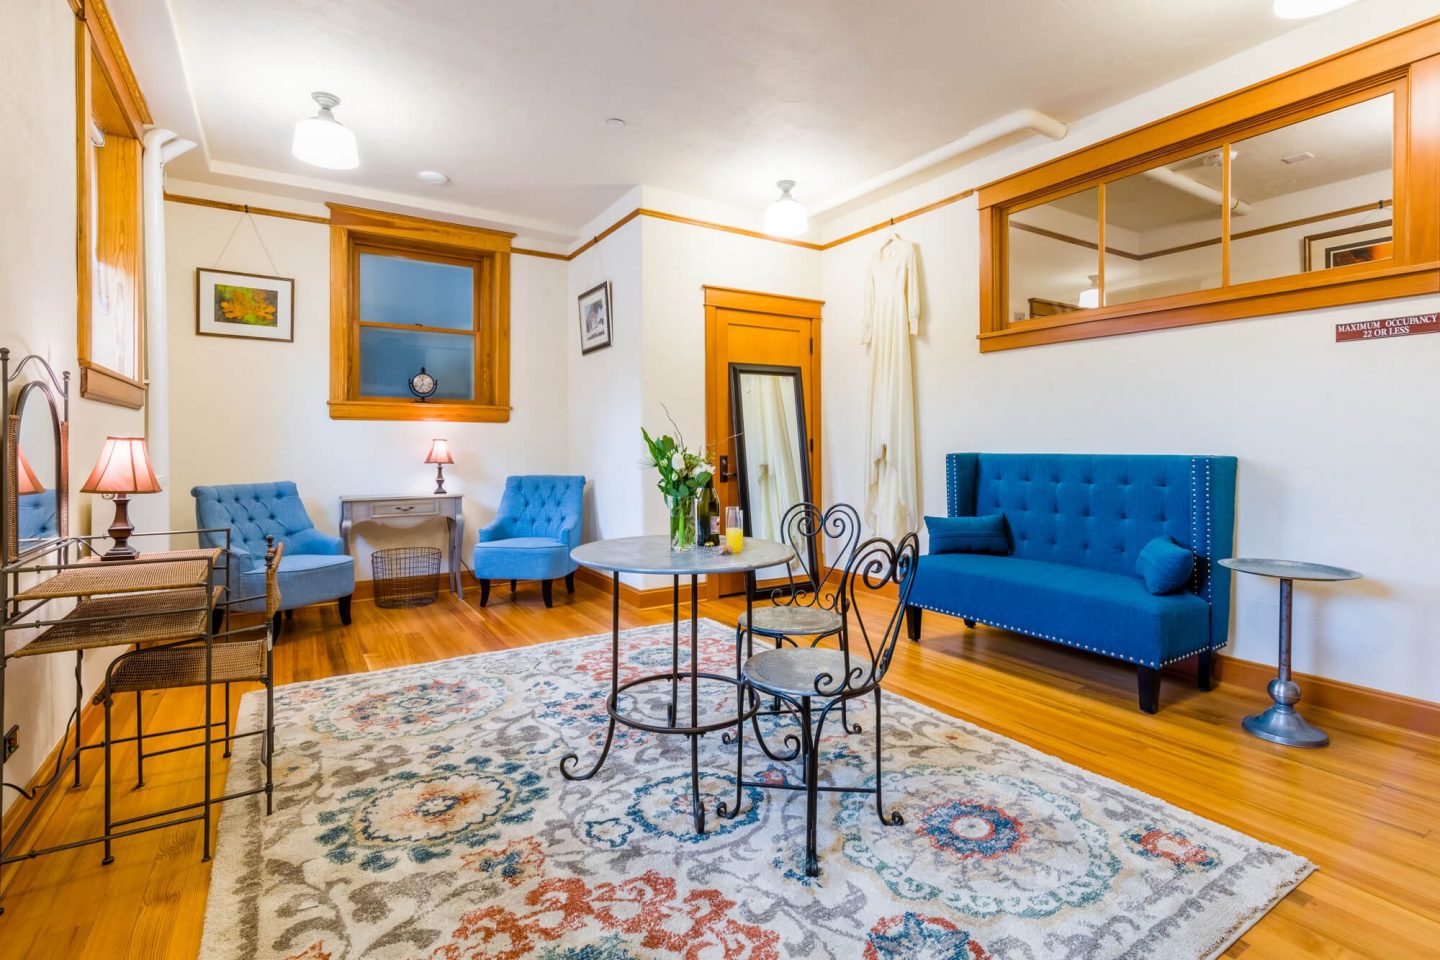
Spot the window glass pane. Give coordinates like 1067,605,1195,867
1229,94,1393,284
359,327,474,400
1006,187,1100,322
359,252,474,330
1104,150,1223,306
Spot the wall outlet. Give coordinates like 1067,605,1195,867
3,724,17,761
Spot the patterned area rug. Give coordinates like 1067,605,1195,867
200,619,1312,960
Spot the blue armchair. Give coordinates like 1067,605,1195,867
473,475,585,608
193,482,355,634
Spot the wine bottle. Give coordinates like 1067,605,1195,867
696,478,720,547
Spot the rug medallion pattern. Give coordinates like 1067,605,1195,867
201,620,1311,959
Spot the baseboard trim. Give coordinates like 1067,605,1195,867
1212,653,1440,737
574,567,700,610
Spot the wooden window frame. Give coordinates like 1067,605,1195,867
978,17,1440,352
327,204,513,422
76,0,151,407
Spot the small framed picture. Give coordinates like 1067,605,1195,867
196,268,295,342
578,281,613,355
1303,223,1393,272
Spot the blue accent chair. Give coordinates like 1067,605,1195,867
906,453,1237,713
473,475,585,608
193,482,355,634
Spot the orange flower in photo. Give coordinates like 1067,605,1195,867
215,283,279,326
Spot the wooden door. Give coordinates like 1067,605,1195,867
704,286,824,598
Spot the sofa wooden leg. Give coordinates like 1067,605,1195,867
905,606,922,642
565,572,575,594
963,618,976,628
479,579,491,607
510,580,517,592
1197,649,1214,691
1138,666,1160,714
542,579,554,608
285,609,294,621
210,608,225,636
338,595,352,626
271,612,283,641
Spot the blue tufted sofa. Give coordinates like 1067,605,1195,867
193,482,355,634
18,491,57,545
906,453,1236,713
473,475,585,608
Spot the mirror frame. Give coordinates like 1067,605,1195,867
728,362,817,579
3,351,70,564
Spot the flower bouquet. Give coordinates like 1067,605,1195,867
641,423,714,551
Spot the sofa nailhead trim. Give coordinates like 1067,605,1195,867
909,602,1224,668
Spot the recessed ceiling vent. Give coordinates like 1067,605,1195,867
1281,151,1316,165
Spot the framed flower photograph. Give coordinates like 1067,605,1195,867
196,268,295,342
1303,223,1393,272
578,281,613,354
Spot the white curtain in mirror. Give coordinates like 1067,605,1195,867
738,372,805,542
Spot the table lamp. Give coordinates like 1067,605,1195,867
82,436,161,561
16,447,43,495
425,438,453,494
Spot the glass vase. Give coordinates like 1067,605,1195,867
668,495,697,551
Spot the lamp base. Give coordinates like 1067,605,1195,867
434,464,447,495
100,493,140,562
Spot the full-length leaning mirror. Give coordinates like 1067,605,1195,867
3,352,69,563
729,363,815,574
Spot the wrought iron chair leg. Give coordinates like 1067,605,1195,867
222,682,232,758
723,622,744,746
874,686,904,826
719,682,746,820
264,647,275,817
801,695,820,877
102,691,114,865
134,690,144,787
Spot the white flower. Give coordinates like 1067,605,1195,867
670,451,686,472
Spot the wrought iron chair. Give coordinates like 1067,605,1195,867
99,538,282,865
732,503,863,758
721,531,921,877
735,502,861,652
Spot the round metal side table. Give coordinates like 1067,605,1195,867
1219,557,1362,748
564,535,793,833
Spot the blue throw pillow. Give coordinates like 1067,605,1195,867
1137,536,1194,594
925,515,1011,555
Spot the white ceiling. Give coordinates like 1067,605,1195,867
119,0,1350,238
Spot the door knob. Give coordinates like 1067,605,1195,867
718,455,730,483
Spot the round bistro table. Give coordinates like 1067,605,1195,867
1219,557,1362,748
564,535,794,833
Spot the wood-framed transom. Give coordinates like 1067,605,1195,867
327,204,513,422
977,17,1440,352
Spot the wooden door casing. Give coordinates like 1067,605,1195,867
703,286,824,598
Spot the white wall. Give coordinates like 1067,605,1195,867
818,3,1440,702
0,0,156,812
164,181,572,580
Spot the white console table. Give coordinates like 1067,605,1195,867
338,494,465,598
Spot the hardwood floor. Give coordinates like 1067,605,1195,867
1,581,1437,958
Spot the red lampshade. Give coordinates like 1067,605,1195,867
16,447,44,495
425,438,454,465
82,436,162,495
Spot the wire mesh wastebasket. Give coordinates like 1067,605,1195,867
371,547,442,608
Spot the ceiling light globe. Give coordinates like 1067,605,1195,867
764,180,808,237
292,92,359,170
1272,0,1358,19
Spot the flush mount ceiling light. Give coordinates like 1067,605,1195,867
763,180,808,237
605,117,627,128
418,170,450,185
291,91,359,170
1273,0,1358,18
